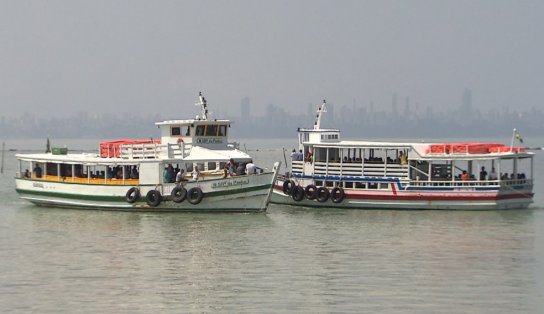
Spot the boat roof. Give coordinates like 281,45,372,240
16,146,252,165
155,118,231,126
309,139,533,158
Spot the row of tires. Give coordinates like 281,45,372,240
282,180,345,203
125,186,204,207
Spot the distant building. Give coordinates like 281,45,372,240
241,97,250,120
461,88,472,114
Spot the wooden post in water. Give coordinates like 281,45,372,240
1,142,5,174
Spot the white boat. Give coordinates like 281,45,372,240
272,101,534,210
15,93,280,212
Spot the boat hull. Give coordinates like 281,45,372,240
15,171,278,213
271,181,533,210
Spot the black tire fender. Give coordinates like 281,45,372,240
291,185,305,202
331,187,345,203
304,184,317,200
146,190,162,207
282,180,295,195
171,186,187,203
316,187,330,202
187,187,204,205
125,187,140,203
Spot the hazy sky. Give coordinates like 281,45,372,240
1,0,543,118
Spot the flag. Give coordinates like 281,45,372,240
515,130,523,144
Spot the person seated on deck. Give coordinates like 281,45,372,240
245,162,256,175
192,165,200,181
460,170,469,181
224,158,236,177
33,164,43,178
23,169,31,178
175,169,187,184
236,163,246,176
343,156,349,163
489,168,497,180
130,166,139,179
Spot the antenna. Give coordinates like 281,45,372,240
196,92,210,120
314,99,327,130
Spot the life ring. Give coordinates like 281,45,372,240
330,187,345,203
282,180,295,195
187,187,204,205
171,186,187,203
125,187,140,203
146,190,162,207
304,185,317,200
316,187,330,202
291,185,305,202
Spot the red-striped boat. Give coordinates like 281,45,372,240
271,101,534,210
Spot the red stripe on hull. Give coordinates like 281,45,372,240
273,186,532,201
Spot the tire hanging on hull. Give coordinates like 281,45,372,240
330,187,345,203
187,187,204,205
171,186,187,203
291,185,305,202
125,187,140,203
146,190,162,207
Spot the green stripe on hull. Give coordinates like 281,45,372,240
16,183,272,202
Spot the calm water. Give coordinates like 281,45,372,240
1,138,544,313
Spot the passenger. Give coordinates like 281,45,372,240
460,170,469,181
23,169,31,178
224,158,236,177
192,164,200,181
399,151,408,165
245,162,256,174
343,156,348,163
163,166,173,183
306,151,313,163
33,164,43,178
236,163,246,175
167,164,175,183
489,168,497,180
130,166,139,179
175,169,186,184
479,166,487,181
290,149,297,160
298,149,303,161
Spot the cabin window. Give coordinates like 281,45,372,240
195,125,206,136
171,126,181,136
379,183,389,190
208,162,217,171
218,125,227,136
345,182,353,189
205,125,218,136
355,182,365,189
325,181,335,187
315,180,323,186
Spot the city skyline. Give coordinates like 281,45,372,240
1,1,543,119
2,88,543,142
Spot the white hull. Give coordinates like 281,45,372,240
16,171,278,212
271,183,533,211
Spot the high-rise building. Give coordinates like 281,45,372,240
461,88,472,113
241,97,250,119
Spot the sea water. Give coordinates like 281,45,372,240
0,138,543,313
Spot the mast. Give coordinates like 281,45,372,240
196,92,210,120
314,100,327,130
